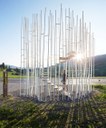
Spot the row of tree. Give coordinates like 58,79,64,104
0,54,106,76
0,63,20,75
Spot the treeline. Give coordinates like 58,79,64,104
0,54,106,77
0,63,20,75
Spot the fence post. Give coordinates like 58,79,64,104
3,70,8,97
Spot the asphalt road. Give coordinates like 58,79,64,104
0,78,21,96
0,78,106,96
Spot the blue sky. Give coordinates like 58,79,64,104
0,0,106,66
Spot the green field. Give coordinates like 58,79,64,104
0,70,26,79
0,85,106,128
0,69,106,79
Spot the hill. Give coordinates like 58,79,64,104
95,54,106,76
0,54,106,77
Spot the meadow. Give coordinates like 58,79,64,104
0,85,106,128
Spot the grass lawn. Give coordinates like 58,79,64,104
0,70,106,79
0,70,26,79
0,85,106,128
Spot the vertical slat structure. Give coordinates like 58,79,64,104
20,5,95,101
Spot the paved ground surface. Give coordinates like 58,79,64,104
0,78,106,96
0,78,20,96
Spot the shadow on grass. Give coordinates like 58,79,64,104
0,92,106,128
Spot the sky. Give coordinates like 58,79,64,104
0,0,106,67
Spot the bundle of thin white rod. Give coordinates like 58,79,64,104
20,5,95,101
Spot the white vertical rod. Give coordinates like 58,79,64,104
35,14,38,96
84,14,87,94
53,10,57,100
79,18,81,97
26,18,29,96
47,14,50,96
67,8,71,98
75,15,78,97
58,4,62,100
64,8,67,97
23,18,26,96
50,12,54,100
50,12,52,82
30,16,33,96
92,33,95,79
20,19,23,96
88,23,92,91
71,11,74,94
89,22,92,92
81,11,85,94
42,8,46,100
39,10,42,100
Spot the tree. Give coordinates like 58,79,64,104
0,62,6,70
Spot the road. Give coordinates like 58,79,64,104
0,78,106,96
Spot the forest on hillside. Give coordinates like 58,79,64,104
0,54,106,77
95,54,106,76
